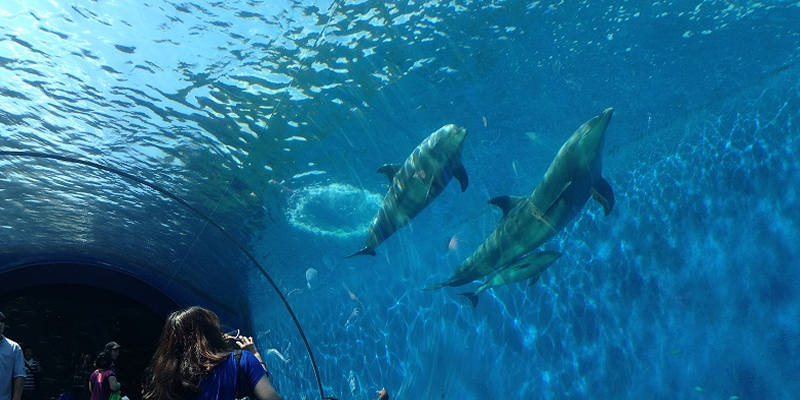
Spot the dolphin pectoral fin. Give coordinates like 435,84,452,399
536,180,574,216
591,177,615,216
489,195,527,217
459,292,479,308
345,247,377,258
377,164,402,182
525,271,546,287
454,163,468,192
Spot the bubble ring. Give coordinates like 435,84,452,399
286,183,381,238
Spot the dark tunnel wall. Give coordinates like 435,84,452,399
0,282,166,400
0,262,182,318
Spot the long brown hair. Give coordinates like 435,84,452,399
143,306,230,400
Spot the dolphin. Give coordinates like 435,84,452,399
425,108,614,289
347,124,469,257
459,250,562,307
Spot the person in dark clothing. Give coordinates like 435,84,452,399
102,342,121,373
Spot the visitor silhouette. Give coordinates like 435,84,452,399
22,346,42,400
0,311,25,400
88,352,120,400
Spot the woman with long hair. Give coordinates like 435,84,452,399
142,306,283,400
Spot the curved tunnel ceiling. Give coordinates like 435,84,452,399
0,153,261,324
0,151,323,396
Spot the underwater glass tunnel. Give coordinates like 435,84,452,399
1,1,799,399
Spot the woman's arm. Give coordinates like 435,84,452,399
230,334,283,400
251,375,283,400
231,336,267,370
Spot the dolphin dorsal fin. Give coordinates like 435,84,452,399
591,177,615,216
489,195,526,217
453,163,468,192
377,164,402,182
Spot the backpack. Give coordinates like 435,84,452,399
232,350,251,400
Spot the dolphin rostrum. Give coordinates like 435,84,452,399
459,250,562,307
347,124,469,257
425,108,614,289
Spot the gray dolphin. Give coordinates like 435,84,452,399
425,108,614,289
459,250,562,307
347,124,469,257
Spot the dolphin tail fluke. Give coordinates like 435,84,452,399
592,177,615,216
459,292,479,308
454,163,469,192
345,247,377,258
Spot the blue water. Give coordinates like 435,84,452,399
1,1,799,399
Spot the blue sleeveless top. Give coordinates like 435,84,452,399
194,351,267,400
